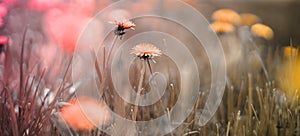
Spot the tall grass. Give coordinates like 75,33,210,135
0,28,72,136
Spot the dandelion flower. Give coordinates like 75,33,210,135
284,46,298,58
240,13,261,26
131,43,161,60
211,21,235,33
60,97,111,131
212,9,241,25
110,19,135,37
251,23,274,40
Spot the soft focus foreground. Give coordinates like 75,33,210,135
0,0,299,136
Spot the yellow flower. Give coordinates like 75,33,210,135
284,46,298,58
131,43,161,60
212,9,241,25
239,13,261,26
279,58,300,100
211,21,235,33
251,23,274,40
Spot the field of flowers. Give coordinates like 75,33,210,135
0,0,299,135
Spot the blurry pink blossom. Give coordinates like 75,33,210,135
68,0,95,17
0,36,12,45
27,0,61,11
45,11,88,52
45,8,103,53
28,0,95,16
0,4,7,18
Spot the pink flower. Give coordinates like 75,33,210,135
0,4,7,18
45,9,103,53
27,0,61,11
0,36,11,45
0,36,11,53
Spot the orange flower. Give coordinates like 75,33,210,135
284,46,298,58
240,13,261,26
212,9,241,25
210,21,235,33
251,23,274,40
131,43,161,60
60,97,111,131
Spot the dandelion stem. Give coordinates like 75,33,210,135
248,73,253,135
146,58,153,74
132,60,146,121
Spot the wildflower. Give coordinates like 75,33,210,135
0,36,11,53
210,21,235,33
284,46,298,58
131,43,161,60
131,43,161,74
110,19,135,37
251,23,274,40
212,9,241,25
240,13,261,26
279,58,300,100
60,97,111,131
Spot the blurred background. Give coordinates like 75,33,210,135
185,0,300,46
